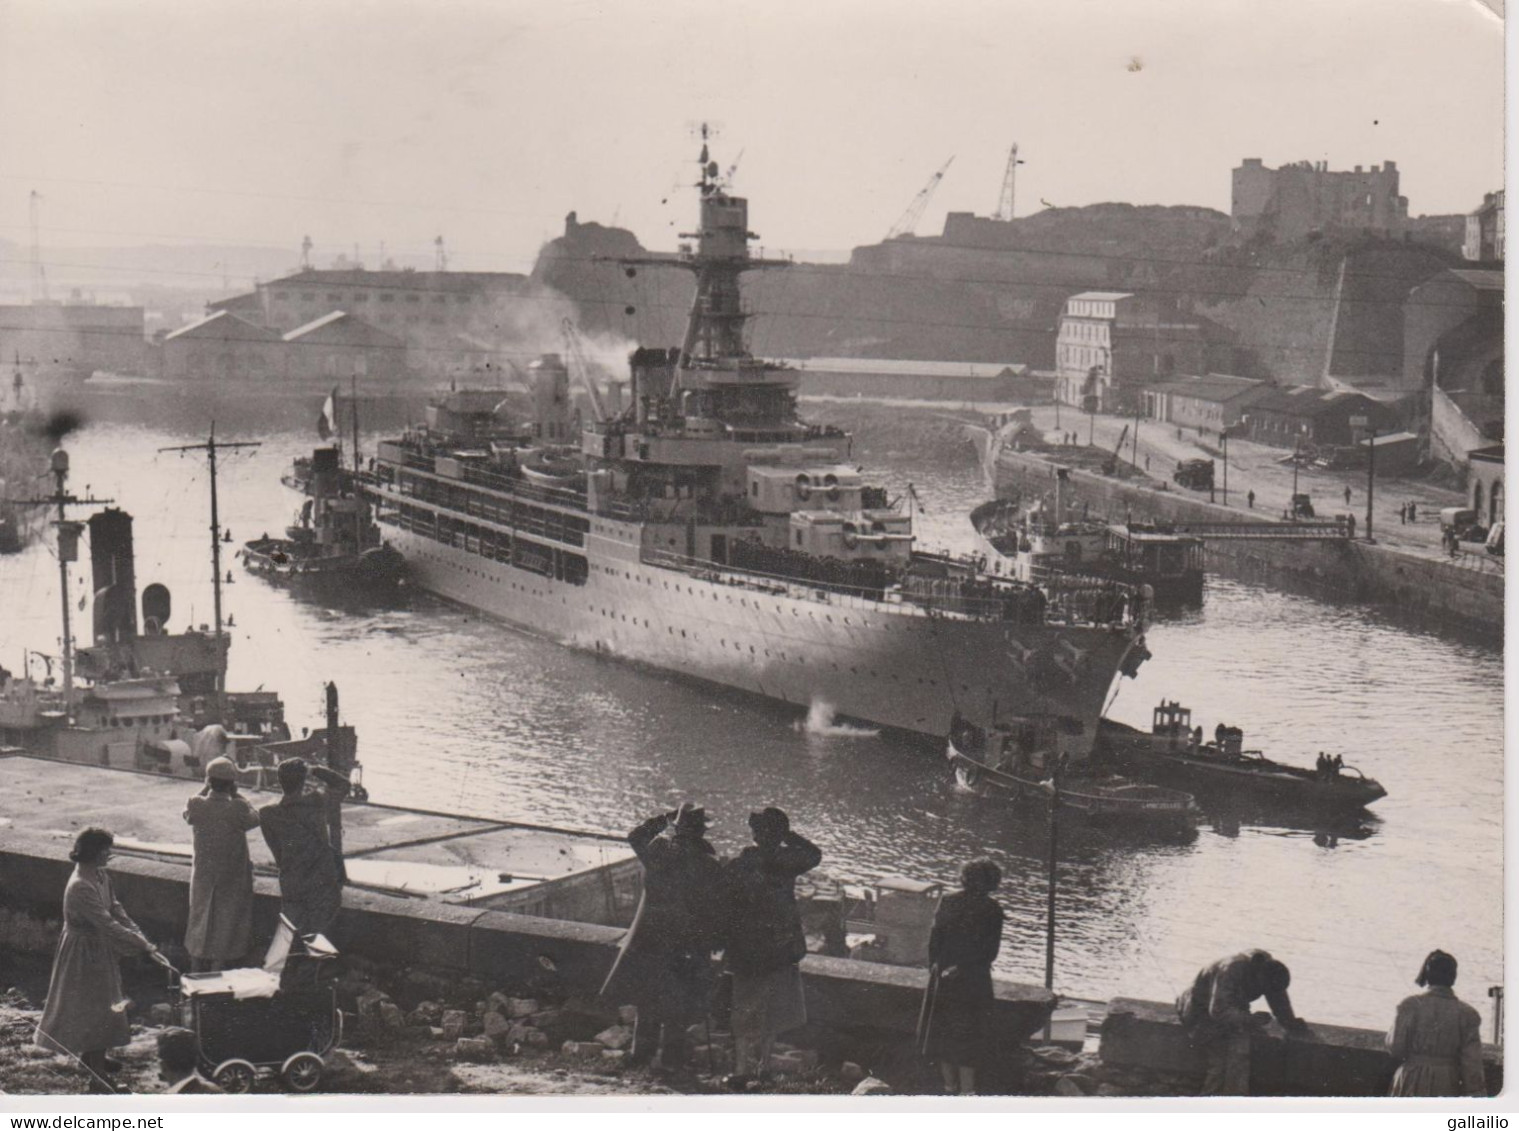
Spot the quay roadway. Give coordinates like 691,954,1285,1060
1025,405,1493,570
0,755,633,904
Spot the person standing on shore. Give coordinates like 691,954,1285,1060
259,758,350,939
1386,950,1487,1096
184,757,260,972
722,807,822,1090
35,828,169,1090
1177,949,1308,1095
1344,485,1353,507
599,803,726,1076
919,859,1006,1095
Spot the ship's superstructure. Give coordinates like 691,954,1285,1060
363,134,1149,741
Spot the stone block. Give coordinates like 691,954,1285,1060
525,1030,550,1048
839,1061,866,1083
594,1024,633,1051
409,1000,443,1025
601,1049,627,1064
488,991,514,1014
356,988,390,1019
1054,1074,1092,1097
454,1037,495,1063
482,1011,511,1040
378,1001,405,1029
618,1005,637,1026
441,1009,468,1041
561,1040,604,1057
505,1022,537,1044
507,997,539,1018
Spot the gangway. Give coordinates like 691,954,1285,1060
1166,518,1353,542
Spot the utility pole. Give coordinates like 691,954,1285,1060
4,450,113,703
160,426,261,694
1220,428,1229,506
1045,752,1061,998
1366,426,1376,542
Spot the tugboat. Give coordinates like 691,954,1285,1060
244,445,404,595
971,473,1204,604
359,128,1151,743
1097,700,1387,815
946,713,1200,837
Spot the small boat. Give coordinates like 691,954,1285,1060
947,714,1200,837
244,447,404,596
1096,700,1387,814
971,493,1204,604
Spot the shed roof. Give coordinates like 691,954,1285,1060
1147,374,1268,404
1067,291,1134,303
164,310,279,343
282,311,402,345
776,357,1028,380
1247,387,1376,418
1448,269,1505,292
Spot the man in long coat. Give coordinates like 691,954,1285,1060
259,758,350,938
599,803,725,1074
722,807,822,1086
183,757,261,971
1177,949,1308,1095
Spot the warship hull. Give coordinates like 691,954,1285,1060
380,514,1141,741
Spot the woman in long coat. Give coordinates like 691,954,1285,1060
36,828,164,1087
919,858,1005,1095
1386,950,1488,1096
184,757,261,971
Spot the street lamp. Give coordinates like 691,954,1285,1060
1219,427,1230,506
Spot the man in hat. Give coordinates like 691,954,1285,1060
258,758,350,939
156,1027,223,1094
183,757,261,972
599,803,725,1076
1177,949,1308,1095
722,807,822,1089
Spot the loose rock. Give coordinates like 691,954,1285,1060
482,1011,511,1040
594,1025,633,1051
378,1001,405,1029
454,1037,495,1063
508,998,539,1019
441,1010,468,1041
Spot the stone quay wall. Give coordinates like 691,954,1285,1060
995,448,1503,641
0,830,1502,1095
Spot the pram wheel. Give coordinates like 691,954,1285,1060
212,1059,256,1094
281,1052,324,1093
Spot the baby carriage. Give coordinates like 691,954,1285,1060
173,917,342,1093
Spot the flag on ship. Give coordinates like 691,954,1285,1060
317,388,338,440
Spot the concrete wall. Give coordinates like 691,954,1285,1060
0,830,1056,1050
1100,997,1501,1098
995,448,1503,640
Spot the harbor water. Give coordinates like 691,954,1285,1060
0,418,1502,1031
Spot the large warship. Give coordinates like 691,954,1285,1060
362,134,1149,741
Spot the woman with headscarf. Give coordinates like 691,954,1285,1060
1386,950,1488,1096
184,756,261,972
35,827,167,1089
918,858,1005,1095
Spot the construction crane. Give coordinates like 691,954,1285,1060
994,143,1024,222
28,190,48,303
885,156,954,240
562,318,608,423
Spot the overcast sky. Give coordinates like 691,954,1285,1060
0,0,1504,274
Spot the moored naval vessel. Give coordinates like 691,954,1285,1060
362,133,1149,741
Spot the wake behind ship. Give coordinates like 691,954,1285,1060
361,134,1149,742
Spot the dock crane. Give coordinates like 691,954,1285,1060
994,143,1024,222
562,318,608,423
885,156,954,240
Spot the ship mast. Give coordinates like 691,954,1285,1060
3,450,113,704
160,425,260,694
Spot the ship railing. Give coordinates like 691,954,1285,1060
639,547,1134,627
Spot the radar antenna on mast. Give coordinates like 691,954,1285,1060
885,156,954,240
995,143,1025,222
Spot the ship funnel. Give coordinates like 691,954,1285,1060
88,508,138,644
142,582,171,635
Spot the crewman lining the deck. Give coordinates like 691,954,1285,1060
722,807,822,1090
183,757,260,972
1177,949,1308,1095
1385,950,1488,1095
599,803,725,1078
258,758,350,939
